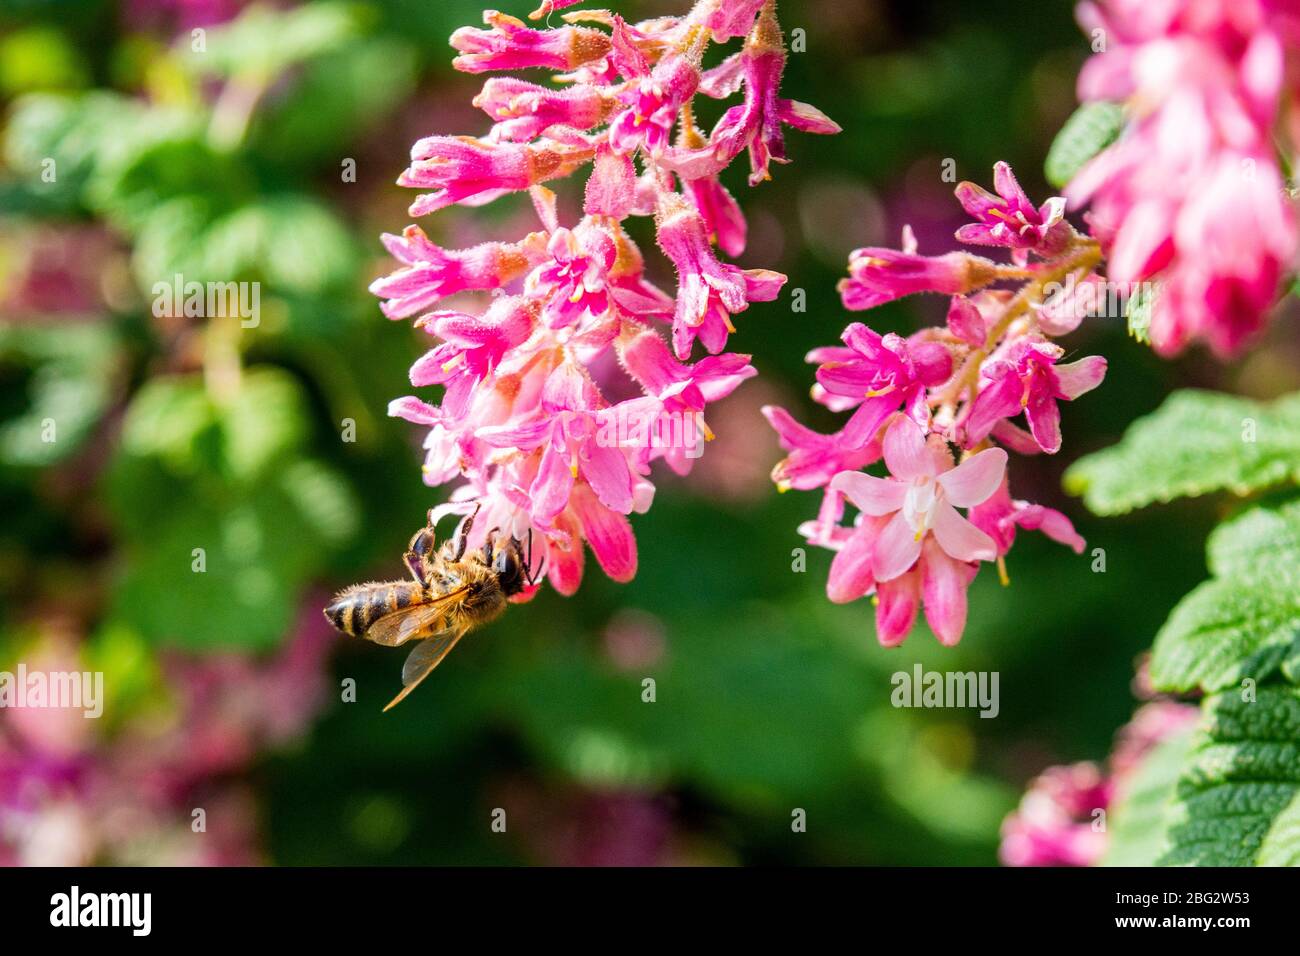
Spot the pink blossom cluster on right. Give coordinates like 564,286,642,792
1067,0,1300,356
767,164,1102,648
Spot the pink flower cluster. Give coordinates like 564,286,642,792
1067,0,1299,356
373,1,837,595
766,164,1103,646
1000,700,1198,866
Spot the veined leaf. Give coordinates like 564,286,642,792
1149,577,1300,693
1064,390,1300,515
1207,495,1300,582
1044,101,1125,190
1159,684,1300,866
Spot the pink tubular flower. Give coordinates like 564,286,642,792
969,475,1086,558
474,78,613,142
656,192,786,359
709,3,842,184
840,242,1002,311
379,0,833,597
963,342,1107,453
370,226,548,319
1065,0,1298,357
399,136,595,217
451,10,612,73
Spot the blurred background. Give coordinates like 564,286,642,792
2,0,1297,866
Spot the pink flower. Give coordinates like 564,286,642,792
370,226,547,320
814,323,952,446
451,10,611,73
474,77,612,142
710,4,840,184
620,330,756,474
399,136,594,217
655,192,785,358
964,343,1107,453
608,21,701,156
999,763,1112,867
525,222,619,330
1065,0,1297,356
955,161,1071,258
840,245,1001,311
968,475,1086,557
762,405,879,492
829,417,1006,645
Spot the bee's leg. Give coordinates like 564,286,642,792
525,528,539,586
451,503,481,561
404,525,436,585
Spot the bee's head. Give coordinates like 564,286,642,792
490,537,528,596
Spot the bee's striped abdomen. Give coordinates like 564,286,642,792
324,581,425,637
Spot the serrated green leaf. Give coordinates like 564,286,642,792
1159,685,1300,866
1044,101,1125,189
1149,577,1300,693
1207,495,1300,581
1103,724,1198,866
1064,389,1300,515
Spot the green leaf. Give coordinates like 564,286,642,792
1159,684,1300,866
1044,101,1125,189
1207,495,1300,581
0,323,119,467
1150,577,1300,693
252,37,416,166
182,2,361,81
105,368,358,650
1064,389,1300,515
1103,723,1198,866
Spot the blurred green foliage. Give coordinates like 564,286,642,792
0,0,1263,865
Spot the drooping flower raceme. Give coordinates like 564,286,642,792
767,163,1102,647
372,1,837,596
1066,0,1299,357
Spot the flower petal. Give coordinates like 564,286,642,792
1052,356,1107,400
872,510,923,582
931,499,997,563
937,447,1007,507
881,416,934,481
921,539,972,647
829,471,907,516
571,482,637,582
875,570,920,647
827,522,877,603
1024,389,1062,454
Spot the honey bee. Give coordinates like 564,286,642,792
323,505,539,711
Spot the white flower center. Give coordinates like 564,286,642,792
902,476,942,539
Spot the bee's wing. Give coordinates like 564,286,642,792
382,626,468,712
362,587,469,647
